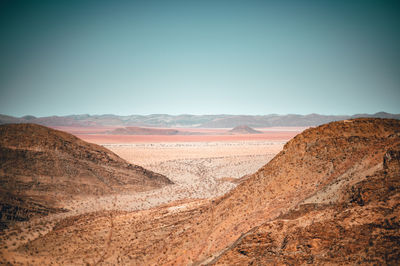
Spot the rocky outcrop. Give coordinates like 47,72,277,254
189,118,400,264
0,190,67,230
213,143,400,265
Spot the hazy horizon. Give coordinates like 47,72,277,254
1,1,399,117
2,111,399,119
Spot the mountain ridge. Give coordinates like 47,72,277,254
1,112,399,128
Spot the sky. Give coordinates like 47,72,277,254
0,0,399,117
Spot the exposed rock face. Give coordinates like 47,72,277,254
194,118,400,264
213,143,400,265
0,190,67,230
5,118,400,265
228,125,262,134
0,124,172,229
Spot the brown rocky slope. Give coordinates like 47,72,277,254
212,143,400,265
0,123,172,229
5,118,400,265
198,118,400,264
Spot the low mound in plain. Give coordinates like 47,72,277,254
106,126,206,136
0,124,172,229
228,125,262,134
5,118,400,265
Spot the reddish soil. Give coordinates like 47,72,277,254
51,126,119,134
76,131,299,144
50,126,304,144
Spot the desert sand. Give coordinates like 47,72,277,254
62,141,285,213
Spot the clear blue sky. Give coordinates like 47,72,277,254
0,0,399,117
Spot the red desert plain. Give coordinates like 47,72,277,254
52,126,305,144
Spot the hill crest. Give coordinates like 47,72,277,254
0,123,172,229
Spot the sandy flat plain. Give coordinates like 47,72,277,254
75,131,299,143
105,141,284,203
58,140,286,215
51,125,304,144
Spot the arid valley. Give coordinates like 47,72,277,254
0,124,300,264
1,118,399,265
1,1,399,264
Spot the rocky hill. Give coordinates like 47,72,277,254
212,124,400,265
198,118,400,264
0,124,172,229
3,118,400,264
228,125,262,134
213,144,400,264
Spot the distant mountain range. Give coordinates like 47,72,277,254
0,112,399,128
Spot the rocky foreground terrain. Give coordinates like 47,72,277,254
0,124,172,230
213,120,400,265
0,118,398,265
